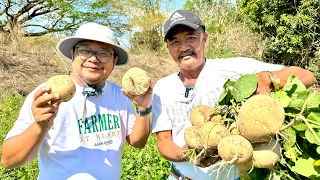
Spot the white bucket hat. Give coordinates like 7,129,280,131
57,22,128,66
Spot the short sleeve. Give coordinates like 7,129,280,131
215,57,284,81
151,87,173,134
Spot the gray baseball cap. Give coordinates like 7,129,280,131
163,10,205,42
57,22,129,66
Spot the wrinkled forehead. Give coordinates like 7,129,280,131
166,25,200,41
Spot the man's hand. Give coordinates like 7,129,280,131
32,86,60,130
121,81,153,109
256,71,273,95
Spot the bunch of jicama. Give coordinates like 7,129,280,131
184,74,320,179
184,95,283,171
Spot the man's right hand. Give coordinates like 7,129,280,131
32,86,60,130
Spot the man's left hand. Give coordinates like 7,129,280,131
121,81,153,109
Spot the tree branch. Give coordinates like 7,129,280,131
19,7,60,24
5,0,13,21
15,1,39,18
24,23,79,37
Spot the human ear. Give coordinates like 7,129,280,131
203,32,208,43
113,56,118,66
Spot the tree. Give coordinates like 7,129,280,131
125,0,169,51
0,0,128,36
239,0,320,68
184,0,264,59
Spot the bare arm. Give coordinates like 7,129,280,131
123,84,153,149
126,112,150,149
1,86,60,169
156,130,188,162
257,66,317,94
1,122,49,169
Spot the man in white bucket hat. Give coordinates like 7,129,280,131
2,22,152,180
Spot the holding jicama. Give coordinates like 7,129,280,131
46,75,76,103
237,94,285,143
216,74,320,179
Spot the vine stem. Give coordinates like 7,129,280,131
281,92,320,144
280,92,314,131
300,114,320,144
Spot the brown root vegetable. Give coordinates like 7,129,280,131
237,94,285,143
218,135,253,164
46,75,76,103
190,105,222,126
122,67,150,96
190,105,213,126
184,126,203,149
252,139,281,168
200,122,229,149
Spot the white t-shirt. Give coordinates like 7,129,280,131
151,57,283,180
5,80,136,180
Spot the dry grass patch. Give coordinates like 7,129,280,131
0,33,178,95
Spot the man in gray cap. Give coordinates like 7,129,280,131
151,10,316,180
2,22,152,180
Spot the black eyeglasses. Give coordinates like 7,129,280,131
75,46,115,63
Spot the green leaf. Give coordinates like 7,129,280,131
271,90,292,107
316,146,320,155
224,79,235,89
283,127,296,151
218,90,228,103
307,112,320,122
284,147,298,162
292,158,320,177
305,129,320,145
288,99,305,109
282,74,307,94
231,74,258,102
309,94,320,108
292,122,308,131
218,80,235,105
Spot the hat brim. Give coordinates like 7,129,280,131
164,21,200,41
56,37,128,66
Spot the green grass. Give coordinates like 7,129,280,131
0,91,39,179
0,91,170,179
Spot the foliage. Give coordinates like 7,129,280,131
0,0,128,36
239,0,320,68
218,74,320,179
183,0,265,59
0,91,171,179
131,29,163,52
124,0,168,52
0,91,39,180
121,135,171,179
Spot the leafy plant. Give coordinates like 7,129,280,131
121,135,171,179
0,91,39,180
239,0,320,68
218,74,320,179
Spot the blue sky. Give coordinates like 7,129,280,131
173,0,186,9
